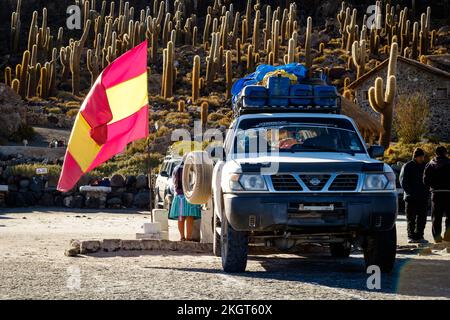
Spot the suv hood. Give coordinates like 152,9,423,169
228,153,386,174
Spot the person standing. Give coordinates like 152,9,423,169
423,146,450,243
400,148,430,243
169,155,202,241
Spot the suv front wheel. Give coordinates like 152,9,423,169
221,215,248,273
363,225,397,273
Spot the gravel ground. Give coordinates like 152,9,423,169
0,208,449,300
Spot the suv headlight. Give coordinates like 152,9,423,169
229,174,267,191
363,173,396,191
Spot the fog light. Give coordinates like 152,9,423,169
249,215,256,228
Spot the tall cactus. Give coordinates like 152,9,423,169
162,41,174,99
225,50,232,99
18,50,30,99
346,9,357,52
200,102,209,127
192,55,201,102
305,17,312,73
4,67,12,87
352,40,367,79
70,20,91,96
287,38,296,64
368,42,398,148
10,0,22,53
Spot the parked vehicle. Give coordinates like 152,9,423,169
182,71,398,274
154,156,181,210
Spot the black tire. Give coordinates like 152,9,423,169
213,210,221,257
330,242,351,258
363,225,397,273
221,216,248,273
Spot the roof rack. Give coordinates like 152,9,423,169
233,94,341,118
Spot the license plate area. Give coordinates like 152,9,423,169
299,204,334,211
288,202,345,223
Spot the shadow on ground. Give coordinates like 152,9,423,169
143,253,450,298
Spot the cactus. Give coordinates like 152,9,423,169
27,44,38,98
369,25,380,57
18,50,30,99
192,55,201,103
12,79,20,94
38,64,48,99
178,100,186,113
146,17,161,64
60,46,71,84
4,67,12,87
87,49,100,87
319,42,325,55
287,38,296,64
252,10,260,51
346,9,357,52
242,18,248,42
48,48,57,97
305,17,312,73
200,102,209,127
10,0,22,53
411,21,419,59
263,5,271,50
206,32,219,86
344,77,350,89
70,19,91,96
247,44,254,72
162,41,174,99
368,42,398,149
28,11,38,52
225,50,232,99
352,40,367,79
272,19,280,64
236,38,242,66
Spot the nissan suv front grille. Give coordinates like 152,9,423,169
299,174,331,191
328,174,359,191
271,175,303,191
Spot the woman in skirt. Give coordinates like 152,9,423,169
169,156,202,241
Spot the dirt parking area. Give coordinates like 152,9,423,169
0,208,449,300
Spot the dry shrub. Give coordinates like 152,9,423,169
394,93,429,144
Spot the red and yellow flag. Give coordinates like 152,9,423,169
57,40,149,192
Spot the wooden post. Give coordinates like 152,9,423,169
147,162,154,222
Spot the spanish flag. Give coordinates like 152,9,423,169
57,41,149,192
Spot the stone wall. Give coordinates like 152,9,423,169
353,60,450,142
0,171,153,209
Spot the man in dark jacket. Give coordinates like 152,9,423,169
400,148,429,243
423,146,450,243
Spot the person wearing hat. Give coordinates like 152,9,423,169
423,146,450,243
400,148,430,243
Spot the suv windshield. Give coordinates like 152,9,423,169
233,118,365,155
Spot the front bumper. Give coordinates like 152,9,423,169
223,192,397,233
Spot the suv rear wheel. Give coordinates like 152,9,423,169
221,215,248,273
330,242,351,258
363,225,397,273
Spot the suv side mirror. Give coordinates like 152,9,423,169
160,171,169,177
368,145,385,158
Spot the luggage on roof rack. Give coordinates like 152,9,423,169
233,83,340,117
231,64,340,117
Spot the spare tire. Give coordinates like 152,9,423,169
182,151,214,204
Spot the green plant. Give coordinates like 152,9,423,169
369,42,398,149
394,93,430,144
